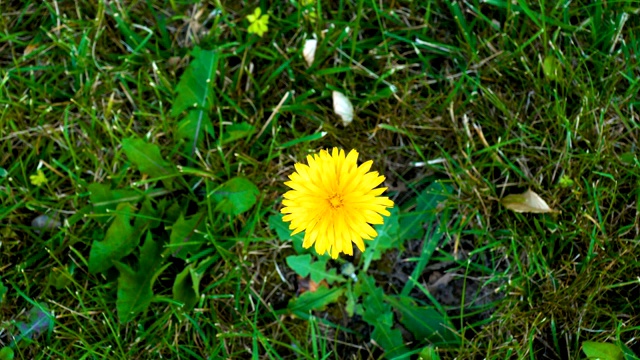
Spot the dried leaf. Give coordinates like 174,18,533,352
501,189,558,214
302,39,317,67
332,91,354,126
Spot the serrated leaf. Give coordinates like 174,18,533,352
288,287,344,318
134,198,161,230
88,183,141,224
0,347,14,360
122,137,175,180
211,177,259,216
176,109,214,146
15,302,53,343
501,189,558,214
172,264,202,311
171,47,219,116
362,206,400,271
220,122,256,145
89,203,141,274
387,295,460,345
286,254,345,284
165,212,207,259
582,341,624,360
115,232,167,323
398,181,449,241
371,324,407,359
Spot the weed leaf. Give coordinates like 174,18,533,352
220,122,256,145
0,347,14,360
501,189,558,214
89,203,140,274
176,110,214,146
172,264,202,311
288,287,344,318
398,181,449,241
582,341,624,360
166,212,207,260
286,254,344,284
358,275,408,358
211,177,259,216
88,183,141,224
122,137,175,180
115,232,166,323
387,295,460,345
171,47,219,117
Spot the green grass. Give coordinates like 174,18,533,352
1,1,640,359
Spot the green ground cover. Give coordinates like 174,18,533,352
1,1,639,359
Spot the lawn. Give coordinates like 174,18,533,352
1,1,640,359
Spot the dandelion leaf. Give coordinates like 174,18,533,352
89,203,141,274
220,122,256,145
171,47,218,117
88,183,141,224
212,177,259,216
172,264,202,311
0,347,14,360
582,341,624,360
122,137,175,180
288,287,344,318
115,232,167,323
286,254,344,284
268,214,304,245
165,212,207,260
398,181,449,241
387,295,460,345
176,109,214,146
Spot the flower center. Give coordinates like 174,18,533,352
328,194,344,209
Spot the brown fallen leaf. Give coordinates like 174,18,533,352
501,189,560,214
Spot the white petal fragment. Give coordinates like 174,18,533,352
303,39,317,67
332,91,354,126
501,189,559,214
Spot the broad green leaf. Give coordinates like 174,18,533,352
211,177,259,216
165,212,207,260
543,55,563,81
122,137,175,180
171,47,219,117
418,346,441,360
398,181,449,242
582,341,624,360
176,109,214,155
357,276,408,357
0,347,14,360
362,206,400,271
89,203,141,274
501,189,558,214
88,183,141,224
286,254,344,284
15,302,53,343
134,198,161,230
220,122,256,145
387,295,460,345
372,324,407,359
288,287,344,318
115,233,166,323
172,264,202,311
0,167,7,178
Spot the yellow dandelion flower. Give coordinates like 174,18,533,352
30,169,48,186
281,148,394,259
247,8,269,37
